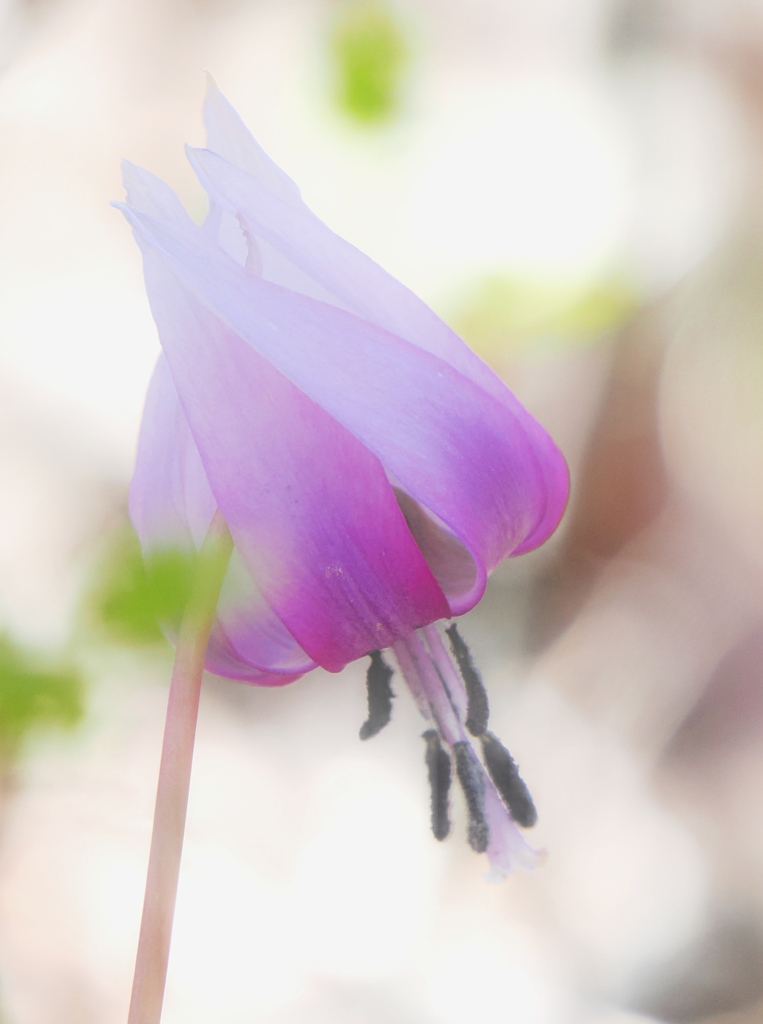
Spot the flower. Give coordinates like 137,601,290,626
116,79,568,876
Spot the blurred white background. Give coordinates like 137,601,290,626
2,0,763,1022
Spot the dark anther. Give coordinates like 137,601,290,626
453,741,489,853
445,623,490,736
422,730,452,841
480,730,538,828
359,650,395,740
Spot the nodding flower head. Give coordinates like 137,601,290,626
116,78,569,877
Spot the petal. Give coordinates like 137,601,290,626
202,75,302,207
117,205,565,613
130,356,316,682
187,145,500,392
131,237,449,670
129,353,215,552
122,161,195,227
122,139,567,561
200,85,359,302
211,547,316,684
203,631,306,686
187,144,568,552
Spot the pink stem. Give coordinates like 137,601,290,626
127,512,233,1024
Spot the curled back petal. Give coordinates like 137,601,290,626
128,233,450,670
117,204,563,613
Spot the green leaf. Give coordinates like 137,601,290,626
89,523,199,646
329,1,410,124
0,636,83,754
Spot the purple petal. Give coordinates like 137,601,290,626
130,238,449,670
118,204,563,613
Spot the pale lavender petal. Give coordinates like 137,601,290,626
202,76,302,207
187,145,501,390
117,205,561,613
202,203,251,267
130,235,449,670
129,353,214,552
122,161,194,226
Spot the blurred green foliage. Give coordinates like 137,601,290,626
453,273,638,362
0,636,83,758
89,523,198,646
328,1,409,124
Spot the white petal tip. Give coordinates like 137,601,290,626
203,69,221,93
484,839,545,881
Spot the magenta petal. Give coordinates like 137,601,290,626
132,241,449,670
118,206,564,612
130,357,316,681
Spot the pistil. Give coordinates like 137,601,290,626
387,623,541,877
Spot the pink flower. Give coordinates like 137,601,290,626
116,80,568,876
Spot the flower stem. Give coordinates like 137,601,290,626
127,511,233,1024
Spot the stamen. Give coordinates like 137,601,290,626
445,624,490,736
453,742,489,853
480,731,538,828
359,650,395,740
422,730,452,841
